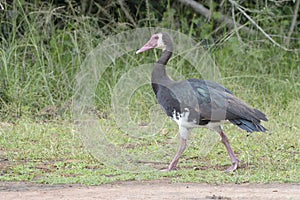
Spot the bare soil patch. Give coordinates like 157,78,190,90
1,180,299,200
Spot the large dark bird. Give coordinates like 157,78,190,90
136,32,267,172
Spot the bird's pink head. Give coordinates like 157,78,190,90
136,33,166,54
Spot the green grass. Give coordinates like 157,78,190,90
0,1,299,185
0,102,299,185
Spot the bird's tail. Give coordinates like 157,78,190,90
229,118,267,133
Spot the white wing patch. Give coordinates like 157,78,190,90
172,108,224,137
172,108,197,128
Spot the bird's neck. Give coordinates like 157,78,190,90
151,50,173,95
157,50,172,65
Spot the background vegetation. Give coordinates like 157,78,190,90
0,0,299,184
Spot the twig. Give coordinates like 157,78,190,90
231,4,242,42
285,0,300,46
229,0,292,51
81,0,88,15
178,0,255,35
179,0,211,18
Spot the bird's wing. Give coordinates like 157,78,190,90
225,95,268,122
168,79,226,120
170,79,267,123
188,79,231,121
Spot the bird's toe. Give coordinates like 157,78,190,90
225,161,239,172
160,168,170,172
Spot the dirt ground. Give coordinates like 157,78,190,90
1,180,299,200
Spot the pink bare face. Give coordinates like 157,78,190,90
136,33,165,54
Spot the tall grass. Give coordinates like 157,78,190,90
0,1,299,121
1,2,97,119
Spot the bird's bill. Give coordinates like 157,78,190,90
136,37,157,54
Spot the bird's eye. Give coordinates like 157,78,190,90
154,36,159,39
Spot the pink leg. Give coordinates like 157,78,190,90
167,137,187,171
220,131,240,172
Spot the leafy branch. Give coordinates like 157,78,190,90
179,0,299,51
229,0,297,51
178,0,256,34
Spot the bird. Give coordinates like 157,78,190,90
136,32,268,172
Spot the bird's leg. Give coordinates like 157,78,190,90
167,137,187,171
219,131,240,172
